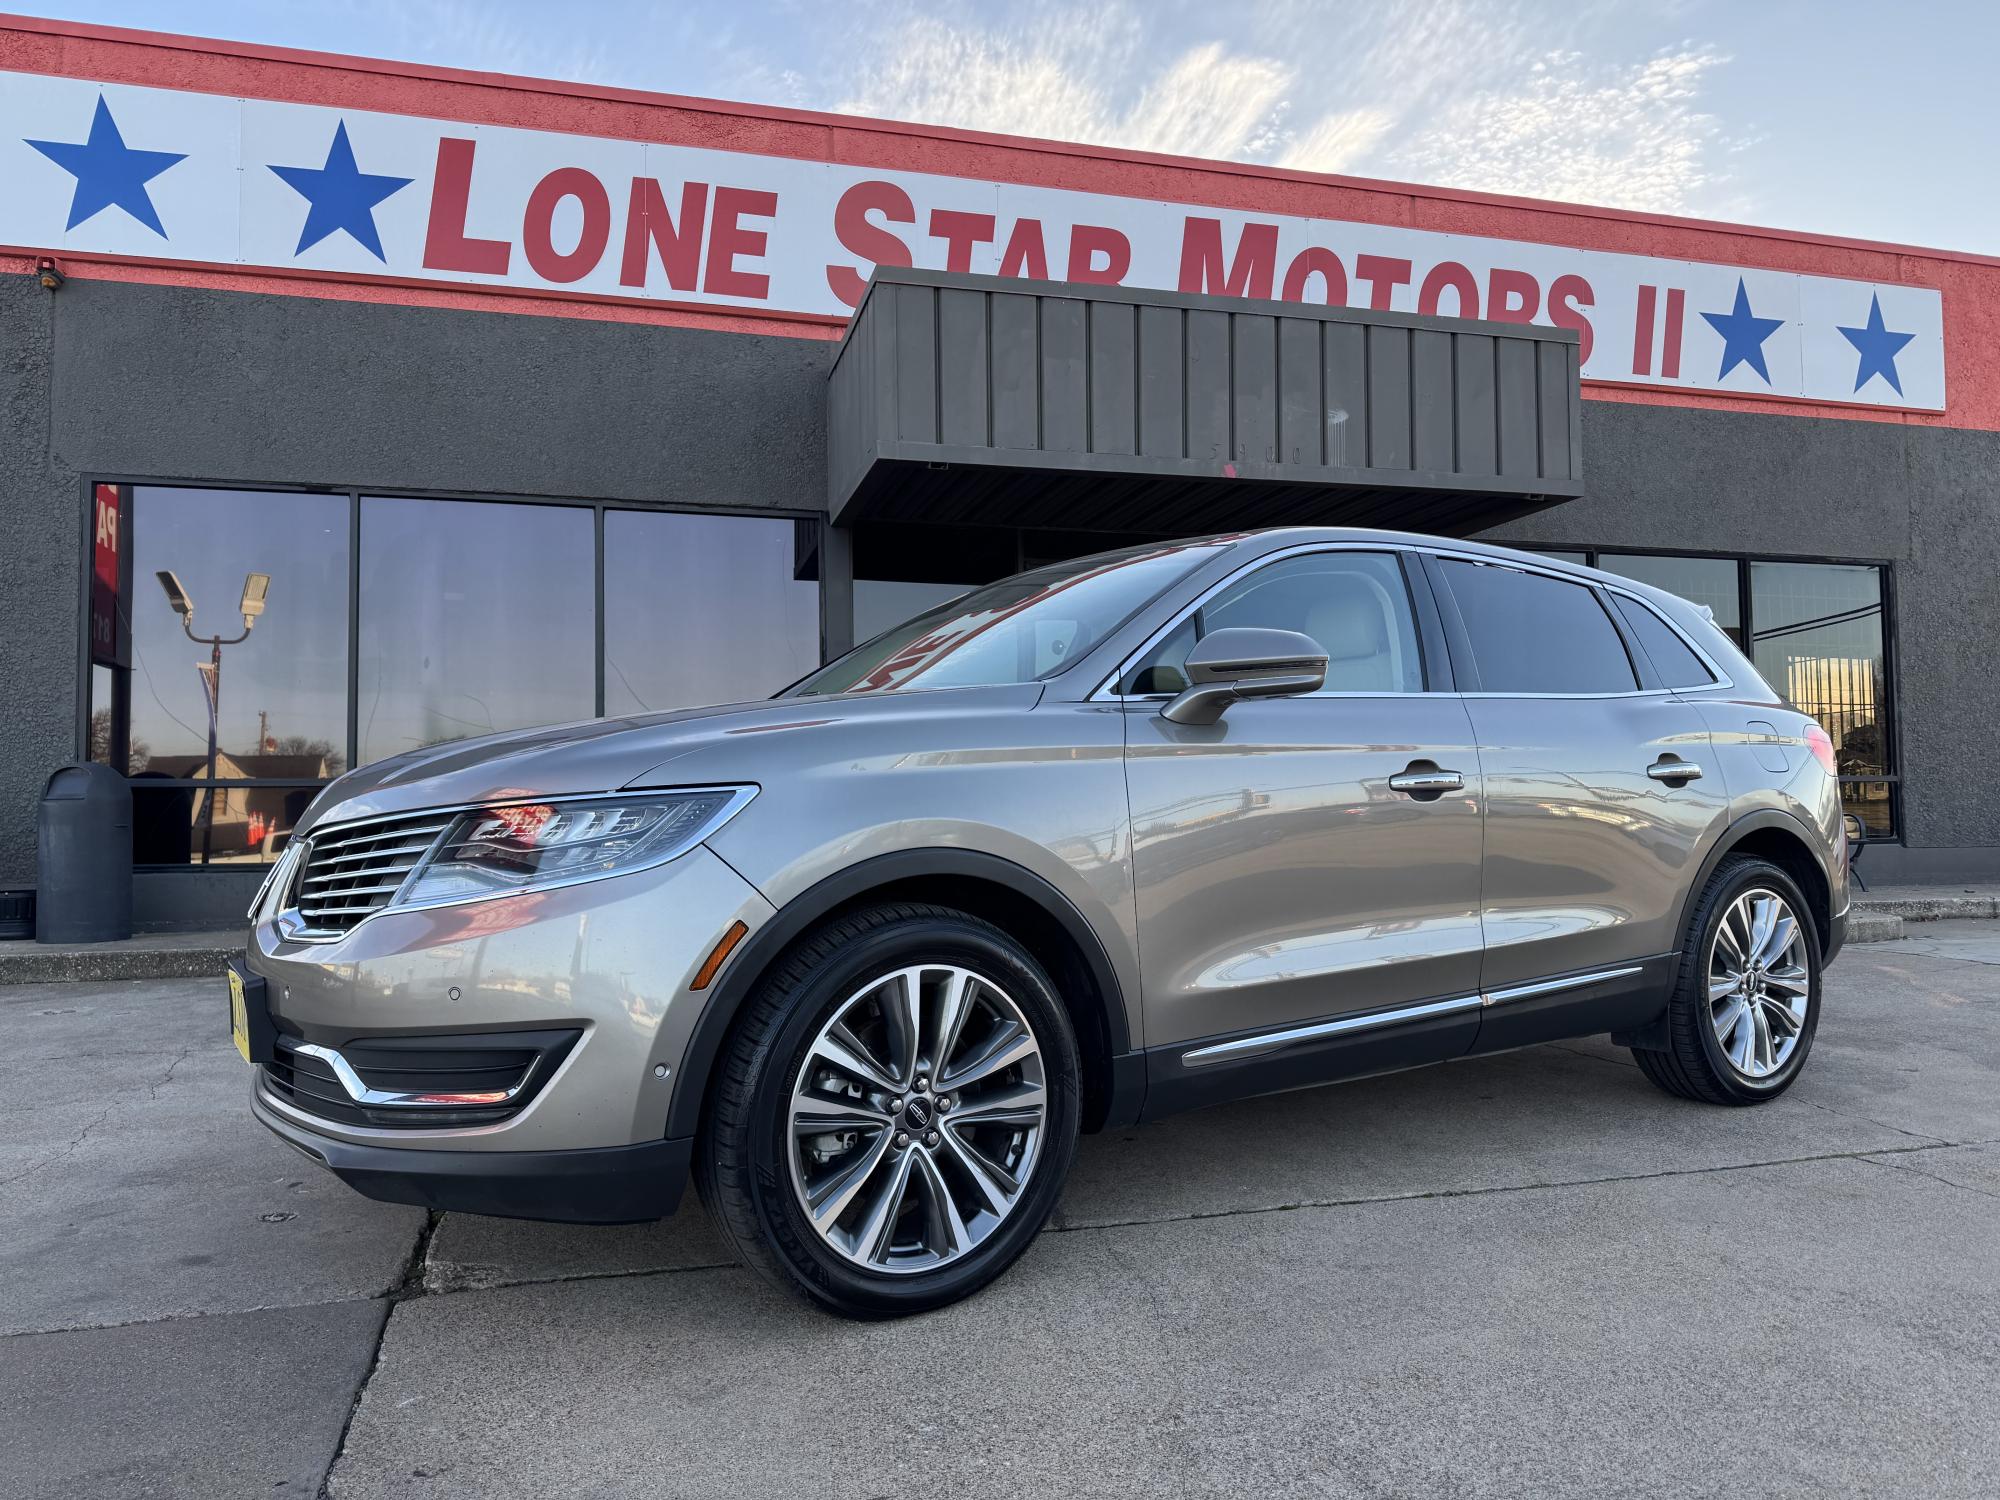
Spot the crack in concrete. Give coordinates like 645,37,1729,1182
1045,1138,1975,1237
316,1211,441,1500
145,1045,192,1101
0,1107,112,1189
1858,1149,2000,1204
1797,1095,1950,1146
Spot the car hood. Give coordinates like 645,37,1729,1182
295,685,1045,831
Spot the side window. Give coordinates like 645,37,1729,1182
1441,559,1637,695
1609,594,1718,689
1122,551,1424,695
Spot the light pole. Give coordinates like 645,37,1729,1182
157,570,271,864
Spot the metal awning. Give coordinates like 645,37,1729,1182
827,269,1583,536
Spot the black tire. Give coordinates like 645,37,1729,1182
694,902,1081,1318
1631,855,1822,1105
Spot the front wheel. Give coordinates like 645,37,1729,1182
696,903,1081,1317
1631,855,1822,1105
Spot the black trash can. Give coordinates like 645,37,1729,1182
37,763,132,944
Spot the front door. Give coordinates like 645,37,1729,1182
1121,549,1486,1075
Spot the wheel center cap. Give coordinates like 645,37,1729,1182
902,1096,933,1132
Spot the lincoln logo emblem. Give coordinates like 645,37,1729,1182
904,1097,932,1130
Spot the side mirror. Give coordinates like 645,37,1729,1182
1842,813,1865,846
1160,627,1328,725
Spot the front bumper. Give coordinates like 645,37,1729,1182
244,841,772,1161
253,1087,691,1222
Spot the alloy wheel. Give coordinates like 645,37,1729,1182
1707,888,1812,1080
787,964,1047,1274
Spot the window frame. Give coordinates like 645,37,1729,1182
76,474,824,871
1099,543,1451,700
1526,542,1902,842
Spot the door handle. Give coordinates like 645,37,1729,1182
1647,758,1703,783
1388,767,1465,796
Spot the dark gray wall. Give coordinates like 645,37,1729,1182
0,271,831,904
1482,400,2000,880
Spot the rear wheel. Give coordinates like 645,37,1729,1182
1631,855,1821,1105
695,903,1080,1317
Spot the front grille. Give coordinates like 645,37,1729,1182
262,1028,579,1129
294,812,455,933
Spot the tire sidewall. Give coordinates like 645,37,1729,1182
742,915,1081,1315
1689,860,1822,1098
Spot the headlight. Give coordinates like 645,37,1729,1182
394,788,753,909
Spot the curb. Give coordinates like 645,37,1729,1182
1853,895,2000,923
1844,912,1906,945
0,941,238,985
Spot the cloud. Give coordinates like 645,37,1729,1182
819,2,1735,215
1278,108,1395,175
831,7,1293,162
1382,47,1731,211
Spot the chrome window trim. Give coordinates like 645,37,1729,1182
1179,963,1649,1068
1426,548,1735,695
271,785,757,944
1092,541,1442,703
1095,540,1734,704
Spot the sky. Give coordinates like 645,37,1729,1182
13,0,1998,253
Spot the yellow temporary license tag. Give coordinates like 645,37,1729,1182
229,969,251,1064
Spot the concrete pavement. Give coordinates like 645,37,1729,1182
3,927,1997,1499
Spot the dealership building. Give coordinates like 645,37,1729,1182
3,14,1996,932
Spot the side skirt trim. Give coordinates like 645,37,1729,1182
1179,963,1649,1069
1182,993,1483,1068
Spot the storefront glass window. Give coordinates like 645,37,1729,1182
358,498,595,764
1749,561,1894,835
603,511,819,713
91,485,824,867
1597,553,1744,647
113,487,350,779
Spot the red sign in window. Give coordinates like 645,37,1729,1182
89,483,127,667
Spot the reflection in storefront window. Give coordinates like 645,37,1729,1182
108,487,349,779
1597,553,1743,647
1749,560,1893,837
130,782,317,867
603,511,819,713
357,498,595,764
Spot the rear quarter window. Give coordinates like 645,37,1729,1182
1609,594,1719,689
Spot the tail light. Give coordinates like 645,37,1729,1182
1804,724,1837,776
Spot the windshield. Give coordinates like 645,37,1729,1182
790,542,1225,696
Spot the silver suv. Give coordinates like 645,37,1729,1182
234,528,1848,1316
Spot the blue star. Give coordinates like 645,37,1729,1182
268,121,412,261
1700,277,1785,384
26,96,186,237
1837,294,1915,396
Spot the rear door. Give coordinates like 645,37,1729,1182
1427,555,1728,1046
1122,547,1485,1080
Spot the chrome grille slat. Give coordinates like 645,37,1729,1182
310,842,439,868
302,863,421,888
289,812,455,933
310,821,452,855
298,880,412,901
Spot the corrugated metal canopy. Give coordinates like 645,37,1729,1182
828,269,1583,535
